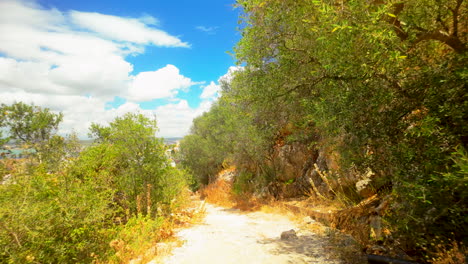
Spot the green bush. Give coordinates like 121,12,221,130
0,165,116,263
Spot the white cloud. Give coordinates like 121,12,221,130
195,25,219,34
0,0,66,31
70,11,189,48
154,100,194,137
138,14,159,26
219,66,243,84
154,100,215,137
200,81,220,99
128,65,196,101
199,66,242,100
0,65,237,138
0,90,109,136
121,65,240,137
0,0,188,101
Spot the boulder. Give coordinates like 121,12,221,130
280,229,298,240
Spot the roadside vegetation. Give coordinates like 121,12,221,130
179,0,467,263
0,102,193,263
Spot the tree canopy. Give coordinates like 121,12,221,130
1,102,63,145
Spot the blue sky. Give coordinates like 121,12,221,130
0,0,242,137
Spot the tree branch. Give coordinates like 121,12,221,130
379,1,467,53
450,0,463,37
415,30,467,53
436,0,450,33
272,75,362,99
0,222,22,248
388,3,409,41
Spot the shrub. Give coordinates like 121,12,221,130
0,165,116,263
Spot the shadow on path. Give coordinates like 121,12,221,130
258,234,332,260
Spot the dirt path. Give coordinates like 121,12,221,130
160,203,339,264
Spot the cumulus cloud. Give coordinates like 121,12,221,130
70,11,189,47
0,0,66,31
200,81,220,99
219,66,243,84
0,0,188,101
154,99,216,137
128,65,196,101
0,65,237,138
199,66,242,101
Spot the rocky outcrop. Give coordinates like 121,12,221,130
273,142,314,182
265,141,346,199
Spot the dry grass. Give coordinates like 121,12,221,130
200,179,234,207
106,188,207,264
430,241,466,264
200,177,264,211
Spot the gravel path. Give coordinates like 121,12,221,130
161,203,339,264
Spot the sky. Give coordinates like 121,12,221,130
0,0,242,138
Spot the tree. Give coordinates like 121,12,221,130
0,113,7,147
75,113,188,216
38,132,82,171
231,0,467,260
0,102,63,145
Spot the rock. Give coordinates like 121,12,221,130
315,151,328,172
280,229,298,240
303,216,315,224
218,170,235,181
275,143,310,182
366,244,388,255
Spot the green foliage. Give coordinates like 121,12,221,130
0,110,191,263
0,102,63,145
0,164,116,263
0,113,7,147
76,112,189,216
232,171,254,195
182,0,467,260
38,132,82,171
179,98,273,188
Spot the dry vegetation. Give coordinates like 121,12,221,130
109,193,207,264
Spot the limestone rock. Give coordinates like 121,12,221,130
280,229,298,240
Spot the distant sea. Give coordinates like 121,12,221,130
4,137,183,149
162,137,183,145
78,137,182,146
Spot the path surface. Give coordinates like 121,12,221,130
161,203,339,264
